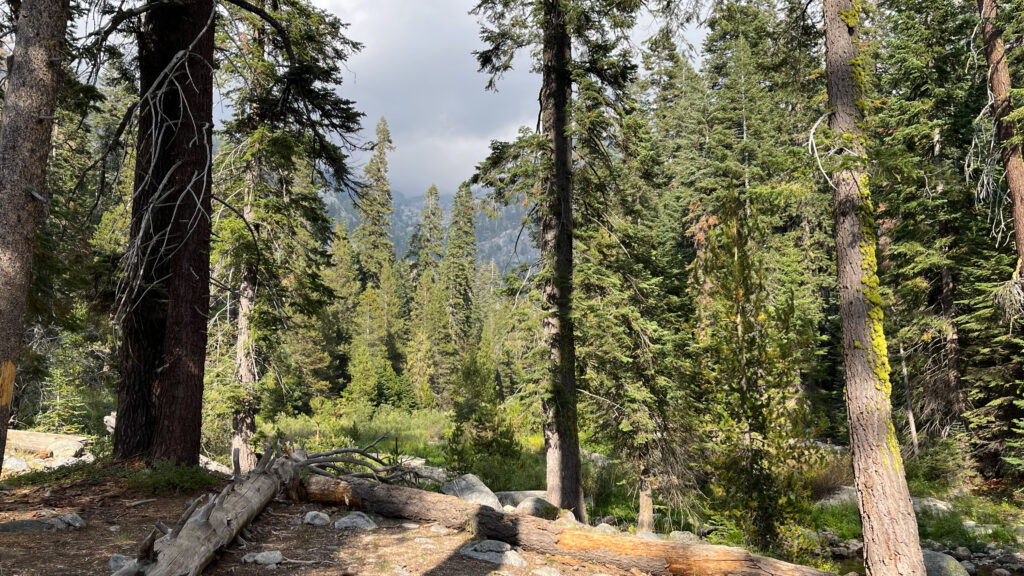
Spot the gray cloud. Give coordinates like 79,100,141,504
314,0,539,198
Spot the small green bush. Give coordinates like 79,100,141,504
809,502,862,540
128,461,221,496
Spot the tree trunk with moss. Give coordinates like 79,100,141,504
824,1,926,575
0,0,70,474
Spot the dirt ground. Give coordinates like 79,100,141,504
0,476,633,576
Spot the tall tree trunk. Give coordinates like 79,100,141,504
539,0,586,523
0,0,70,473
898,340,920,457
977,0,1024,267
115,0,215,465
637,478,655,533
823,1,926,575
232,199,259,473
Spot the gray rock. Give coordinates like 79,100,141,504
599,515,616,525
458,540,527,566
636,531,660,540
109,554,133,573
334,511,377,531
4,456,29,473
243,550,284,565
48,439,85,459
401,522,420,529
992,569,1011,576
0,516,80,533
303,510,330,526
442,474,502,510
430,524,452,534
923,550,970,576
952,547,972,561
960,561,976,575
594,523,618,535
668,530,699,544
503,505,516,513
199,455,232,475
515,497,559,520
104,412,117,434
495,490,548,507
45,456,78,470
913,496,954,516
59,513,85,529
414,537,432,543
816,486,857,507
531,568,561,576
79,452,96,464
554,509,581,528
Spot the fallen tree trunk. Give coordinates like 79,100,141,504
113,451,291,576
300,474,831,576
4,430,90,454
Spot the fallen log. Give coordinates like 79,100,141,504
113,450,292,576
4,430,90,455
300,474,832,576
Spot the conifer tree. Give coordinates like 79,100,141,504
823,0,925,573
0,0,70,472
472,0,677,520
355,117,397,287
444,182,479,351
408,184,445,282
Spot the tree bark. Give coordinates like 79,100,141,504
0,0,70,474
823,1,926,575
637,478,655,533
301,475,830,576
232,199,259,473
539,0,586,524
115,0,215,465
977,0,1024,267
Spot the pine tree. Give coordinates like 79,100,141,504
823,0,926,573
355,117,397,287
408,184,445,282
444,182,479,351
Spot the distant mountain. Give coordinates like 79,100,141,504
322,190,540,271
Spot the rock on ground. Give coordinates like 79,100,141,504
441,474,502,510
515,497,559,520
494,490,548,507
109,554,133,573
923,550,970,576
458,540,528,566
304,510,330,526
636,531,660,540
334,511,378,531
4,456,29,473
669,530,699,544
48,439,84,459
531,568,561,576
594,523,618,535
242,550,284,565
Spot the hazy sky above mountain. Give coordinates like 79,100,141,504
313,0,702,199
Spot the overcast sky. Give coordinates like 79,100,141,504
312,0,703,199
311,0,536,198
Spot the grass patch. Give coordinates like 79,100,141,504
809,502,862,540
3,457,129,488
128,461,221,495
4,457,219,497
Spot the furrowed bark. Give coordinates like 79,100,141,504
301,475,830,576
538,0,586,523
0,0,71,474
115,0,215,464
977,0,1024,267
823,1,926,575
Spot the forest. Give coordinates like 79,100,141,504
2,0,1024,575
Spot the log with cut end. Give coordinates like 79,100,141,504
301,475,832,576
113,454,291,576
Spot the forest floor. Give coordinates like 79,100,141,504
0,472,631,576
